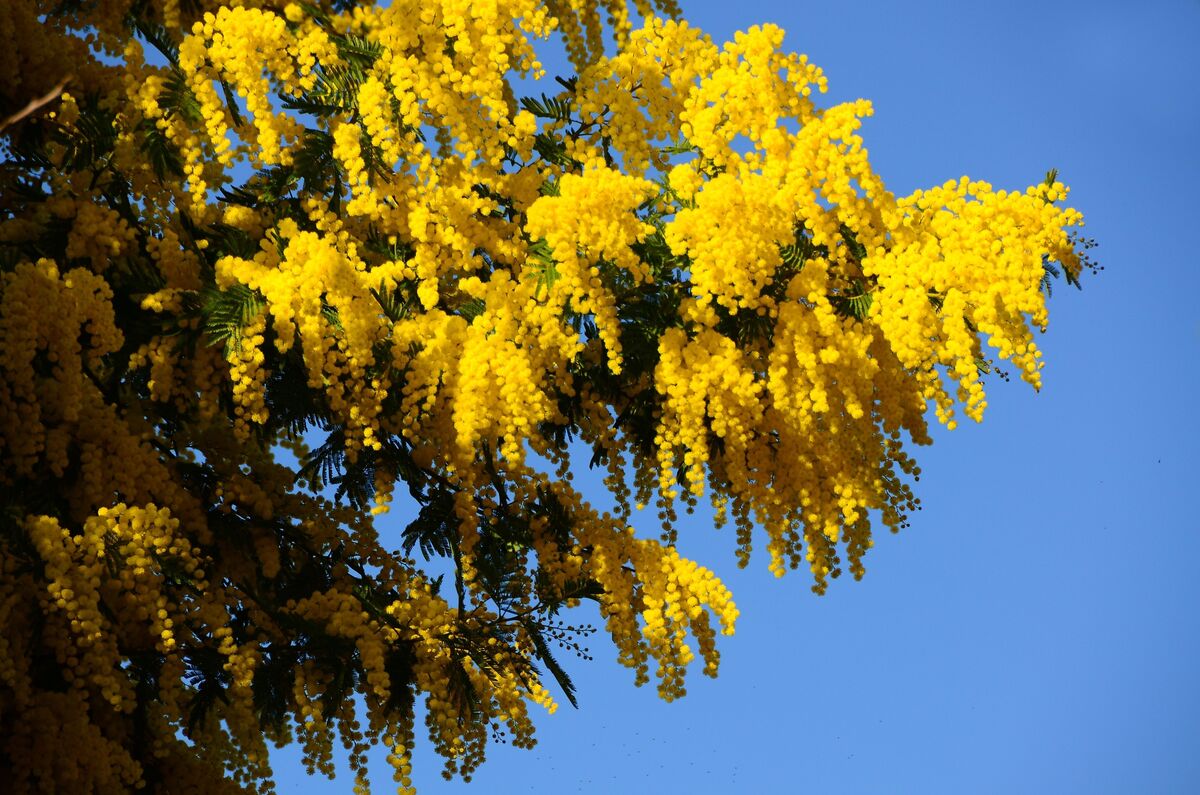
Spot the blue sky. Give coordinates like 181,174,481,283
275,1,1200,792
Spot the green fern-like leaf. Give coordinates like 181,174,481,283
201,283,265,350
160,69,204,125
457,297,486,322
333,33,385,69
520,618,579,708
401,489,456,561
660,139,699,156
291,128,337,191
55,96,118,172
533,133,577,169
370,282,414,322
364,226,415,261
519,93,574,123
830,281,873,320
1040,260,1061,297
129,15,180,65
528,238,560,295
218,78,245,128
251,649,296,734
838,224,868,263
215,183,260,209
320,301,344,332
779,240,807,269
202,222,259,260
357,129,392,183
298,431,347,493
138,118,184,179
282,66,363,117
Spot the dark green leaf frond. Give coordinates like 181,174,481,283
201,282,265,350
519,93,574,123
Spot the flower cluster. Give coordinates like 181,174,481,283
526,166,657,372
0,0,1090,792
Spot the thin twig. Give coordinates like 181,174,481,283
0,75,72,132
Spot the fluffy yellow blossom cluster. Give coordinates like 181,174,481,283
0,260,124,479
526,166,657,373
0,0,1092,791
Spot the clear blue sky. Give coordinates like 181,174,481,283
275,1,1200,792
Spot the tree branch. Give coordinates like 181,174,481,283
0,75,72,132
